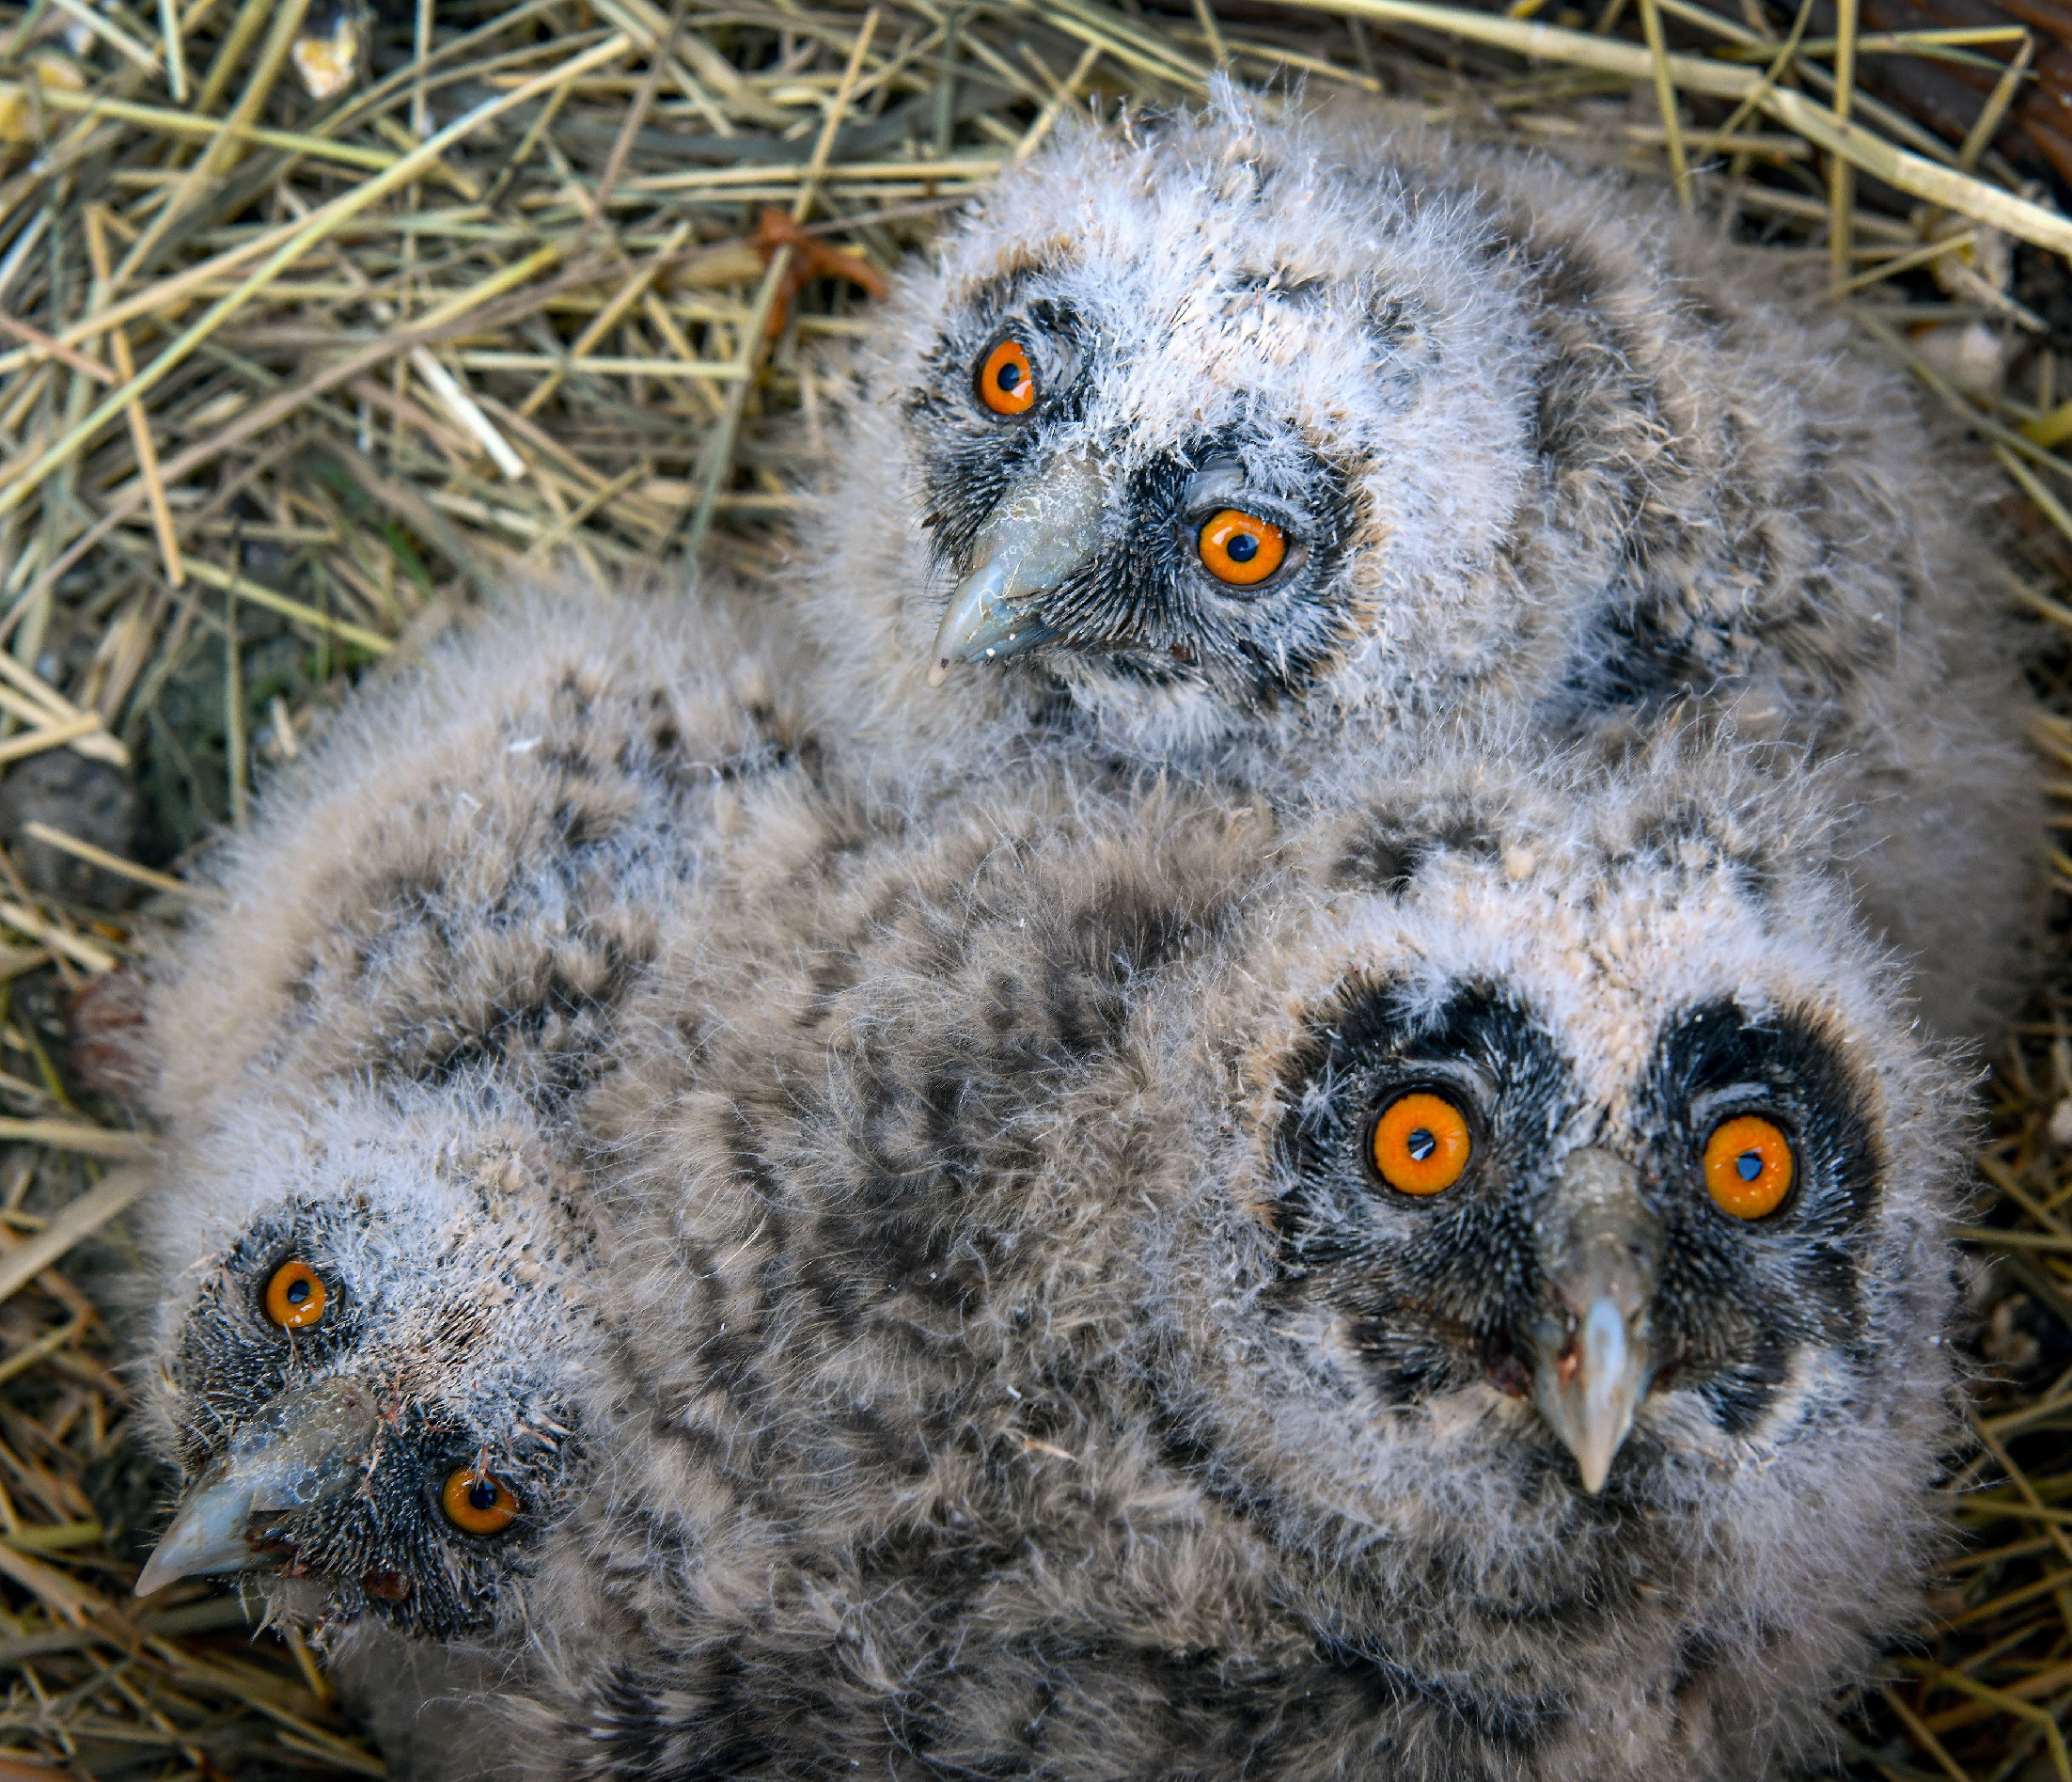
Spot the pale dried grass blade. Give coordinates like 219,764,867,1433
1635,0,1691,212
0,900,118,973
20,823,193,898
1272,0,2072,256
0,1168,150,1309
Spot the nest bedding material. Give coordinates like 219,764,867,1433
0,0,2068,1773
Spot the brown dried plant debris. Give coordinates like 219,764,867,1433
0,0,2063,1773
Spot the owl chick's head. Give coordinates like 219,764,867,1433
134,1080,594,1639
1169,741,1965,1693
817,100,1548,766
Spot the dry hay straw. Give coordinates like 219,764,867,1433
0,0,2065,1771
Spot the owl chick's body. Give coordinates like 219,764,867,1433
488,730,1966,1782
795,103,2035,1033
132,581,818,1648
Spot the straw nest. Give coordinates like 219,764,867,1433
0,0,2067,1773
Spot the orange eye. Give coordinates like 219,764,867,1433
1197,510,1287,587
1370,1091,1472,1196
441,1468,520,1537
1703,1114,1795,1220
977,339,1037,417
263,1260,326,1329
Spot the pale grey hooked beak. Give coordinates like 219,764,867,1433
1526,1148,1663,1494
135,1380,377,1597
926,451,1108,686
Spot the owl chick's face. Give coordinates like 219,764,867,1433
854,107,1541,748
1267,958,1882,1494
136,1083,593,1638
1184,763,1961,1588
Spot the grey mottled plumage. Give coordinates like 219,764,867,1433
122,100,2024,1778
794,101,2036,1033
491,732,1967,1782
132,584,809,1642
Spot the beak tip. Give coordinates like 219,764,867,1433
926,659,950,688
133,1550,179,1599
132,1475,266,1599
1532,1292,1649,1499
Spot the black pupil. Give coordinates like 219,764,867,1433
996,360,1023,393
1735,1151,1763,1182
285,1277,311,1305
468,1480,498,1512
1225,530,1259,563
1405,1128,1436,1162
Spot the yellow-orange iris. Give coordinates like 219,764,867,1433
263,1260,326,1330
441,1467,520,1536
1703,1114,1795,1220
1370,1091,1472,1196
1197,510,1287,587
978,339,1037,417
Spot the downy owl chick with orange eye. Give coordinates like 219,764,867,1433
502,733,1966,1782
799,98,2035,1036
130,583,818,1659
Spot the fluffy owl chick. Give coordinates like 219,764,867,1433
798,99,2034,1033
510,734,1964,1782
132,581,814,1642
